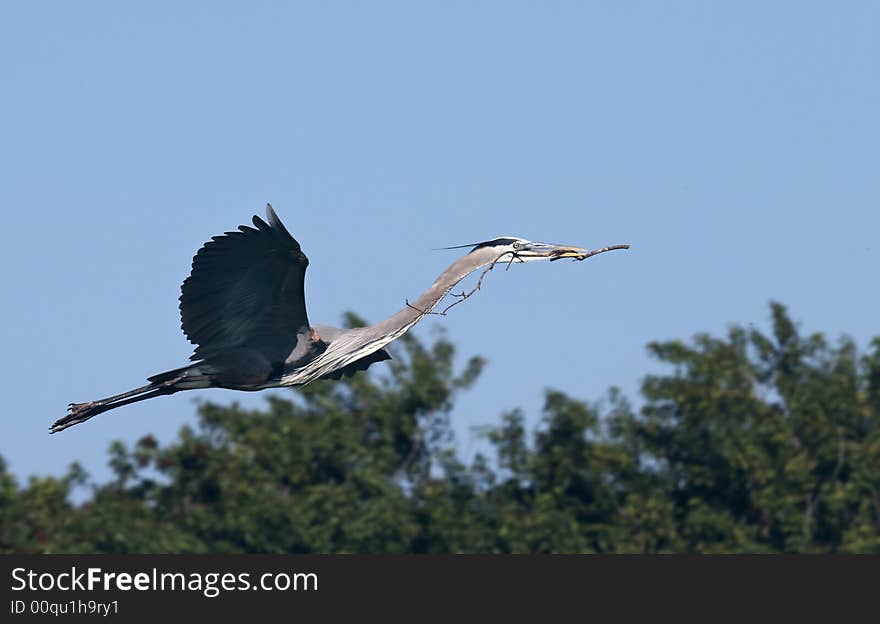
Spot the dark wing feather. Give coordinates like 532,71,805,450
179,205,312,365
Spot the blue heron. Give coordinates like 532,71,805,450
52,205,628,433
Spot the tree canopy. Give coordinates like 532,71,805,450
3,304,878,553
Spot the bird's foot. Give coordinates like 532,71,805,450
67,400,97,410
50,401,102,434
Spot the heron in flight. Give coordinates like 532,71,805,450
52,205,628,433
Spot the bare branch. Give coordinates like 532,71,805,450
437,251,516,315
404,243,630,317
441,243,631,314
404,251,517,317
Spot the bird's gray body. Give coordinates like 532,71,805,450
52,205,627,433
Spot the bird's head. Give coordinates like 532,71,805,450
454,237,591,263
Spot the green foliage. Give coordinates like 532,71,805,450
2,304,878,553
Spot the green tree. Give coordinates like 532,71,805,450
626,302,880,552
1,304,877,553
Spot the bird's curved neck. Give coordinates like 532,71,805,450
284,249,501,386
372,249,498,339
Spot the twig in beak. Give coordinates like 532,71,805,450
550,244,630,262
406,244,627,318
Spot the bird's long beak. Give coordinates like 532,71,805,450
550,246,590,260
519,242,589,261
519,242,631,263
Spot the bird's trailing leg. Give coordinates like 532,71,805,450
52,376,185,434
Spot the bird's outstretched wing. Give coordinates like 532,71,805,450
179,204,312,365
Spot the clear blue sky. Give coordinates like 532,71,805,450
2,2,877,485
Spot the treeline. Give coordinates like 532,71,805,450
2,304,879,553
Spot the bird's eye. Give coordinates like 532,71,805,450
512,241,520,249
